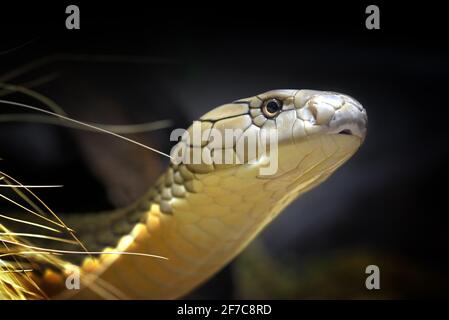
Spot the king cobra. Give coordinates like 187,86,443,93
19,89,367,299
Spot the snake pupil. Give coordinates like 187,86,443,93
263,99,282,117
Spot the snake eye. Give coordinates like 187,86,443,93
262,99,283,118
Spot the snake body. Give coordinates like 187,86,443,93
29,89,367,299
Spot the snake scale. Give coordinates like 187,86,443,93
23,89,367,299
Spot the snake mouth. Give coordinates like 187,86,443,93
338,129,353,135
331,114,367,140
333,123,366,140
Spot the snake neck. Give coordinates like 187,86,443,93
35,159,267,298
33,135,351,299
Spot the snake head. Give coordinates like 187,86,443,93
171,89,367,179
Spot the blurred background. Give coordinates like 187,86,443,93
0,2,448,298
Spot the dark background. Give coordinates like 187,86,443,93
0,1,448,298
